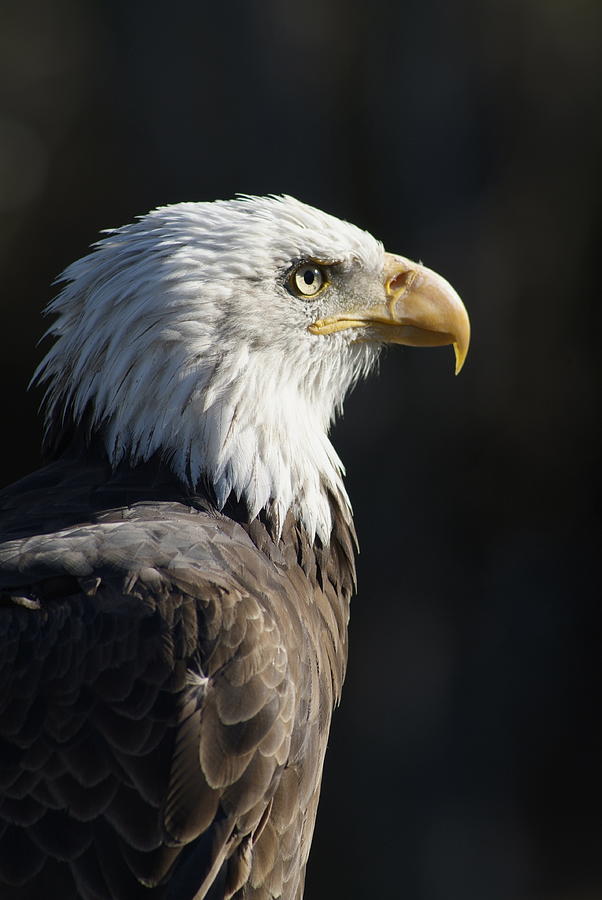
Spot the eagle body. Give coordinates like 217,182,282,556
0,451,354,899
0,196,469,898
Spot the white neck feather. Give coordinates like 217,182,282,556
173,348,353,542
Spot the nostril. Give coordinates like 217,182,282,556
387,269,416,295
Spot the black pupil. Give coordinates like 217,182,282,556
303,268,316,286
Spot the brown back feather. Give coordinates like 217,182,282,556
0,449,356,899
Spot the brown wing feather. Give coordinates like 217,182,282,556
0,458,355,899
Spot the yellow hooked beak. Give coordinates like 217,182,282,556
309,253,470,374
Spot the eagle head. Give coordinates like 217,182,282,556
34,195,469,542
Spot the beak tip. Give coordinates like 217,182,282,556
453,342,468,375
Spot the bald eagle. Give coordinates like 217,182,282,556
0,196,469,899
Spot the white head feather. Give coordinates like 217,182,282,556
34,195,386,543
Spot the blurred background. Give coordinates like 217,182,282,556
0,1,600,897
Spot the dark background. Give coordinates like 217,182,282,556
1,1,600,898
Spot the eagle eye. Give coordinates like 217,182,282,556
289,262,328,298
